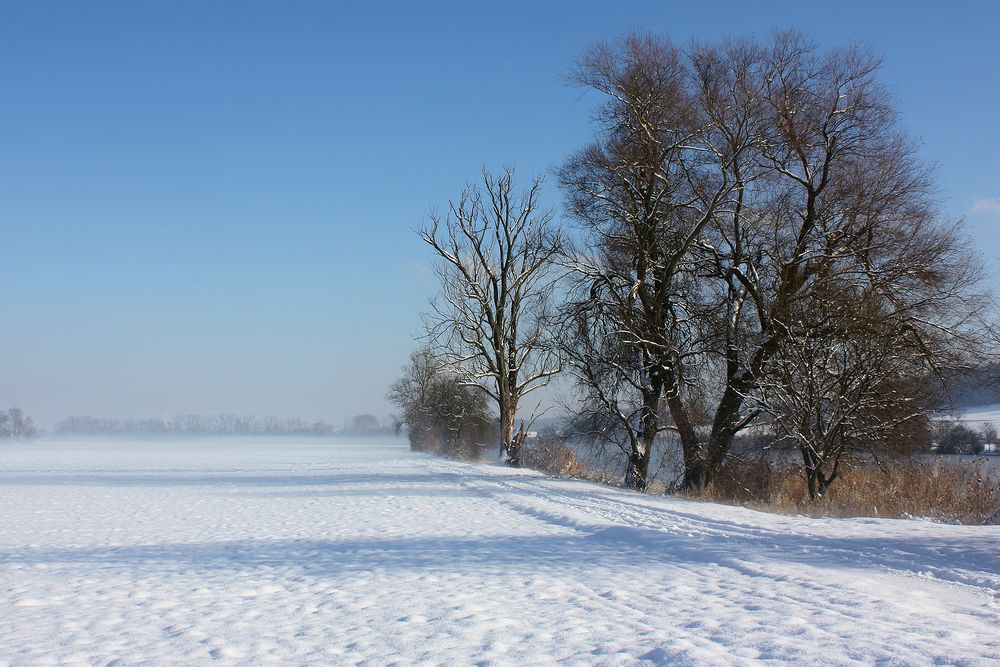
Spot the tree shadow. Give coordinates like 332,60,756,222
3,519,998,589
0,471,480,488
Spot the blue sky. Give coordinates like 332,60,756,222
2,1,998,427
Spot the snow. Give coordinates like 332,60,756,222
2,438,999,665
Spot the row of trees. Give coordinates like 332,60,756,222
0,408,36,440
53,413,391,438
393,30,994,500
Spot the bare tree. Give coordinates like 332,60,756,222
0,407,36,440
561,30,993,491
980,422,998,450
559,305,651,481
387,348,440,452
558,34,745,490
683,31,991,488
420,168,563,466
344,414,381,435
751,286,936,499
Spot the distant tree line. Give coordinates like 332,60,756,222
54,413,392,438
341,413,393,436
392,29,997,503
0,408,36,440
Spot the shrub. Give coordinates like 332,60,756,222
937,423,984,455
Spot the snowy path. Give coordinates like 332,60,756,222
1,439,999,665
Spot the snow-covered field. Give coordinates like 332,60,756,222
2,438,999,665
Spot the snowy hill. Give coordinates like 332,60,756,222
1,438,998,664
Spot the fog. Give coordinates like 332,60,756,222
0,333,414,429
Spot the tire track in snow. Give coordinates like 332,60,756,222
473,472,1000,600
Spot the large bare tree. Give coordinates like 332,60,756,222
561,31,992,491
420,168,563,466
683,32,990,488
558,34,745,490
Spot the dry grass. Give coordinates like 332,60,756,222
682,456,1000,525
522,436,593,478
522,437,668,488
514,435,1000,525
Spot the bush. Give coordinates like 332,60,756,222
937,423,984,455
388,348,497,461
410,420,494,462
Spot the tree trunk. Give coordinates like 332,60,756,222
802,449,834,501
805,466,827,501
682,376,751,489
499,399,520,467
663,388,704,489
625,387,662,491
682,457,707,490
508,428,525,468
624,445,652,491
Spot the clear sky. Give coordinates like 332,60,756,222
2,1,999,428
